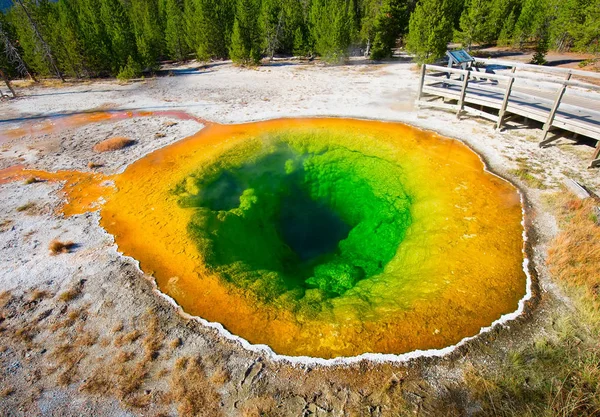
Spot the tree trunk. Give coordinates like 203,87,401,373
0,69,17,97
0,21,38,82
14,0,65,82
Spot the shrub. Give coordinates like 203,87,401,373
117,56,142,80
16,202,36,213
49,239,75,255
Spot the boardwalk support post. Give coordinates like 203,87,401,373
590,141,600,168
496,76,515,130
456,70,470,118
417,64,426,103
540,83,567,147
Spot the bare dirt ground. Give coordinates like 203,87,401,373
1,58,599,416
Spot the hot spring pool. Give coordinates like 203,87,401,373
100,118,529,359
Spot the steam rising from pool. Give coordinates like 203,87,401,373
100,118,528,359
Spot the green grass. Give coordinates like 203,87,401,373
467,304,600,416
511,163,547,189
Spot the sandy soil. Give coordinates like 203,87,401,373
1,59,599,416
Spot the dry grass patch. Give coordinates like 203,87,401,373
58,286,81,302
79,368,112,395
211,366,230,385
169,337,182,349
111,315,165,401
0,387,15,398
114,329,142,347
1,288,223,415
547,196,600,301
0,290,12,311
170,356,223,417
93,137,135,153
241,396,277,417
14,324,37,344
16,202,36,213
52,341,85,386
28,289,51,302
49,239,76,255
116,362,148,397
0,219,14,232
79,330,99,347
112,321,124,333
465,313,600,416
123,392,152,409
115,351,135,363
67,308,86,321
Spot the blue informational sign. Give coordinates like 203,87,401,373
448,50,474,65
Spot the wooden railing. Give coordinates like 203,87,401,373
417,62,600,168
473,58,600,82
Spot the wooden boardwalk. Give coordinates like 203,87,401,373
417,59,600,168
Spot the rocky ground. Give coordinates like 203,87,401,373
0,58,599,416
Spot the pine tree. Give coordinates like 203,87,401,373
446,0,465,30
360,0,383,56
130,0,164,70
293,26,309,55
7,2,51,76
165,0,190,60
16,0,64,80
310,0,357,63
0,13,18,95
283,0,311,55
51,0,87,78
75,0,113,76
230,0,263,65
487,0,521,42
368,0,409,60
513,0,546,48
576,0,599,52
0,13,36,81
183,0,200,53
548,0,587,52
458,0,490,50
531,29,549,64
117,54,142,79
497,10,517,46
260,0,285,60
406,0,453,64
193,0,235,60
2,0,597,79
100,0,137,72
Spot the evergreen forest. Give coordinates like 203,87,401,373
0,0,599,81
